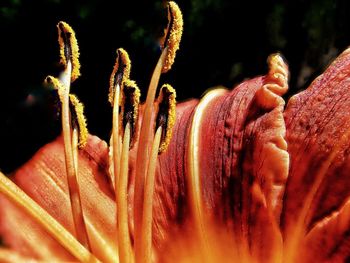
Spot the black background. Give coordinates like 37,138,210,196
1,0,350,173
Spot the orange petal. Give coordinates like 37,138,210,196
0,248,41,263
282,47,350,261
0,196,75,261
300,198,350,262
153,99,198,248
0,135,117,262
147,55,289,262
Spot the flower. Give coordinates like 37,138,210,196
1,2,350,263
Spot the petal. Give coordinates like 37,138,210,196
153,99,198,248
127,99,199,249
0,248,40,263
149,55,289,262
282,47,350,261
0,196,74,261
301,198,350,262
0,135,117,262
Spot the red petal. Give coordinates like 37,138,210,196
153,99,198,247
0,248,40,263
301,198,350,262
282,48,350,229
0,135,117,262
151,55,289,261
282,48,350,260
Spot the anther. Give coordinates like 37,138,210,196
57,21,81,82
161,1,183,73
156,84,176,153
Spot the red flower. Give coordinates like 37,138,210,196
1,3,350,263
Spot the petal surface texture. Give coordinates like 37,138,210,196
154,55,289,262
282,47,350,262
0,135,117,262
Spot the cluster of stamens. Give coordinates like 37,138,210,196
0,1,183,263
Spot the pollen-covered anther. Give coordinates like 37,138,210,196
45,75,66,99
156,83,176,153
109,49,132,187
57,21,81,81
119,79,140,148
161,1,183,73
109,48,131,105
69,94,88,148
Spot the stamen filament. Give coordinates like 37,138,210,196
59,62,91,250
57,21,91,249
71,127,91,250
0,172,100,263
108,49,132,261
134,48,167,263
140,126,163,263
117,122,133,263
69,94,88,149
134,3,183,260
109,48,131,187
72,128,79,187
112,82,121,189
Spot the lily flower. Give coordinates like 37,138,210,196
1,2,350,263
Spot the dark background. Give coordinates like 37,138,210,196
1,0,350,173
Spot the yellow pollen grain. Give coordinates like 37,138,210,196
57,21,81,82
158,83,176,153
109,48,131,105
69,94,88,148
162,1,183,73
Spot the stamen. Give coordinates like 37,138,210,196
69,94,89,149
56,21,93,250
57,21,81,82
45,77,90,249
117,122,134,263
155,84,176,153
109,49,131,186
161,1,183,73
134,3,183,262
133,34,164,263
109,48,131,106
138,84,175,263
138,85,176,262
45,75,65,100
55,92,90,249
0,172,100,262
72,128,79,185
108,50,134,262
120,79,140,148
140,126,163,263
116,80,140,263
